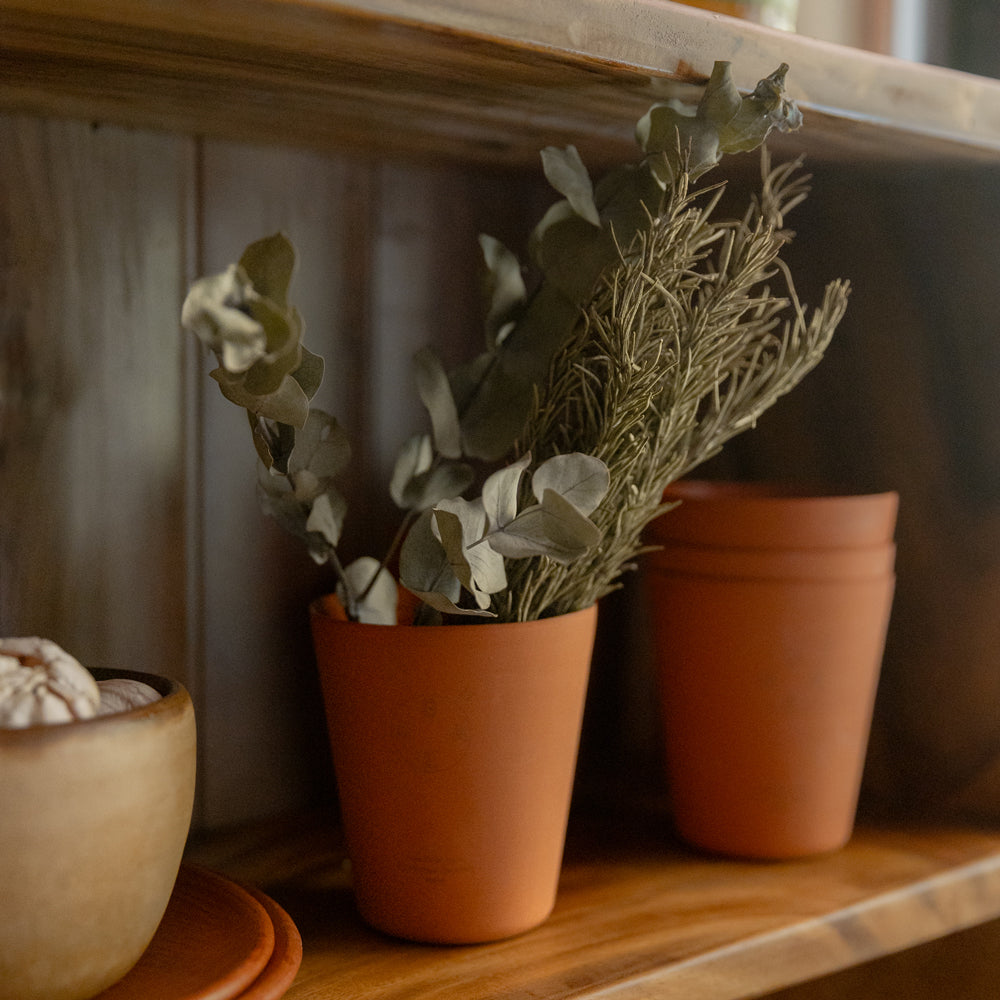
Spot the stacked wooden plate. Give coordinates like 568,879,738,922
96,864,302,1000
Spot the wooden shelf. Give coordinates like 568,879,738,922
5,0,1000,167
185,807,1000,999
10,3,1000,995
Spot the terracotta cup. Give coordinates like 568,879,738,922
644,481,898,859
310,597,597,944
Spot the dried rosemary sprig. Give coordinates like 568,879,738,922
499,152,850,621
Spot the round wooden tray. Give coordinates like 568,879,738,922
96,863,301,1000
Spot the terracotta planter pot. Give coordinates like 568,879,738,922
644,481,898,859
309,598,597,944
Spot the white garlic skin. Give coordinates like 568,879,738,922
0,638,102,728
97,678,162,716
0,638,162,728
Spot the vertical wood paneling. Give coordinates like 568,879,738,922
0,112,556,830
0,114,193,686
190,148,552,827
193,141,376,827
364,161,496,554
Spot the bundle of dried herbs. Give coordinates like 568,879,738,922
182,61,849,624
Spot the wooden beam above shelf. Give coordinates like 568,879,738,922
4,0,1000,167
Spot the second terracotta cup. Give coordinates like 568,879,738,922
644,481,898,859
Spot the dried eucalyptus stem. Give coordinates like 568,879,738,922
499,152,850,622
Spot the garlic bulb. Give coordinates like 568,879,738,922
0,638,101,728
97,678,162,715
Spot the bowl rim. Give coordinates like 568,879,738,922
0,668,192,744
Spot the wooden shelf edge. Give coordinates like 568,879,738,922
4,0,1000,165
607,848,1000,999
185,812,1000,999
350,0,1000,152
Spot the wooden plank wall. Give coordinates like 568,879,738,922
0,113,549,827
0,116,194,715
4,112,1000,839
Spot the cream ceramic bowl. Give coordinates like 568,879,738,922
0,669,197,1000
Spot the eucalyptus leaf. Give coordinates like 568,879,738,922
399,509,464,606
257,417,297,476
238,232,296,308
399,512,494,617
305,490,347,549
211,367,311,429
256,484,304,545
529,209,615,306
391,435,473,510
248,411,284,471
390,434,434,507
495,321,516,347
635,99,692,154
239,299,302,397
636,103,721,181
487,489,601,564
479,235,527,347
481,453,531,530
256,464,345,565
531,453,610,516
289,409,351,481
414,347,463,459
453,279,594,462
456,360,537,462
421,594,497,617
406,462,475,511
540,146,601,227
697,61,743,128
636,62,801,183
716,62,802,154
338,556,398,625
291,343,325,401
594,162,669,239
250,423,274,470
448,350,495,417
434,499,507,607
256,460,292,503
529,198,574,249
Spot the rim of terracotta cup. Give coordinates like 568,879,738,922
310,592,596,633
648,541,896,580
653,480,900,549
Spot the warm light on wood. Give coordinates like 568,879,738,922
186,811,1000,999
4,0,1000,165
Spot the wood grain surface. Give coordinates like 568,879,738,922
5,0,1000,167
186,808,1000,999
0,115,193,687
